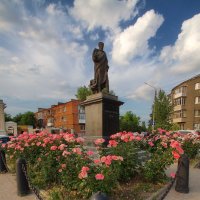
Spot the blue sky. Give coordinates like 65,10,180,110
0,0,200,123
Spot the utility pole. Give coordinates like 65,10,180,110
144,82,157,131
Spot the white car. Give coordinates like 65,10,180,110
177,130,199,137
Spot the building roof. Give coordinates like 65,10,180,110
171,74,200,91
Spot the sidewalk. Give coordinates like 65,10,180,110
0,173,35,200
165,162,200,200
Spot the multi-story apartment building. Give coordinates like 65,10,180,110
35,99,85,134
170,74,200,130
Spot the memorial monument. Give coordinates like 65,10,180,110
0,99,6,135
81,42,123,141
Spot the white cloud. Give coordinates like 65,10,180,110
70,0,139,31
127,84,154,100
0,0,89,102
112,10,164,65
160,13,200,74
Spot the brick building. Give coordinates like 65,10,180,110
35,99,85,134
170,74,200,130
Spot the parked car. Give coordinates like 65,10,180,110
0,135,10,144
194,130,200,135
177,130,199,137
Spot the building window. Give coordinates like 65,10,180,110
180,123,185,130
194,110,200,117
78,105,85,113
79,113,85,120
80,124,85,131
194,123,200,130
63,106,66,112
174,86,187,94
195,97,200,104
63,116,67,122
174,110,186,118
174,97,186,106
195,83,200,90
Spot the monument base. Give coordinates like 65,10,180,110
81,92,123,141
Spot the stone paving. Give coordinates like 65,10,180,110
165,162,200,200
0,173,35,200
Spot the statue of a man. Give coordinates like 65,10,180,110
90,42,109,94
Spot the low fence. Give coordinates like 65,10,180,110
0,149,189,200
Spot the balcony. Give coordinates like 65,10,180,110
173,92,186,99
174,105,185,111
173,118,186,123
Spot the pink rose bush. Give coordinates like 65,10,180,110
2,128,199,198
140,129,200,182
94,131,143,181
2,131,123,199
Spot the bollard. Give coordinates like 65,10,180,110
0,150,8,173
90,191,110,200
16,158,30,196
175,154,189,193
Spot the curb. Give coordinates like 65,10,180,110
146,181,172,200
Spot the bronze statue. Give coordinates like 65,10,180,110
90,42,109,94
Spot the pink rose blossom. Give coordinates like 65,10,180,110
87,151,94,156
61,164,66,169
107,140,118,147
172,151,180,159
95,173,104,180
58,144,66,151
170,172,176,178
36,142,41,146
76,137,85,143
62,150,71,156
94,138,105,145
94,159,101,164
50,146,57,151
72,147,82,155
148,141,154,147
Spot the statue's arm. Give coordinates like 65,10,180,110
92,48,98,58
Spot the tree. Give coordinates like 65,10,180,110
5,113,12,121
120,111,141,132
140,121,147,131
13,112,36,127
151,90,173,130
75,86,92,101
13,113,23,124
20,111,36,126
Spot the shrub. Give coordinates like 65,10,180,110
95,132,142,181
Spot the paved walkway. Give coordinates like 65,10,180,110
165,162,200,200
0,173,35,200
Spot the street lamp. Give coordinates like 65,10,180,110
144,82,157,131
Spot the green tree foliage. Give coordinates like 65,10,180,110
151,90,172,130
141,121,147,131
75,86,92,101
13,113,23,124
20,111,36,126
5,113,12,121
120,111,141,132
13,112,36,126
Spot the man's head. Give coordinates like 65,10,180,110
98,42,104,50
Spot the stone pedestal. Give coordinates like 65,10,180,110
81,93,123,140
0,100,6,135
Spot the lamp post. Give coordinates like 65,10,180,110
144,82,157,131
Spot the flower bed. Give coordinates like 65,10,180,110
1,129,200,199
